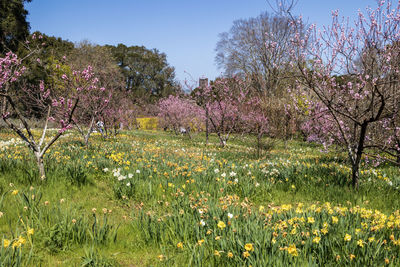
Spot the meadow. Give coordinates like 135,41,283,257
0,129,400,266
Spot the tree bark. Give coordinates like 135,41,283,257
35,152,45,180
351,122,368,189
205,107,209,145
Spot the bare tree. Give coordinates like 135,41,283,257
215,12,300,97
266,0,298,16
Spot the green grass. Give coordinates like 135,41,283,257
0,129,399,266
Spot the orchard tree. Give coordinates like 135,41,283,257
14,32,74,119
101,91,136,136
70,66,112,146
158,95,204,138
291,1,400,188
0,50,103,180
67,41,123,145
240,95,269,157
198,77,250,147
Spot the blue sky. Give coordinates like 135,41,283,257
26,0,378,86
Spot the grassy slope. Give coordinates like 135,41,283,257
0,129,399,266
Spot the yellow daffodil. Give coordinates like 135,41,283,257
244,243,254,251
217,221,226,229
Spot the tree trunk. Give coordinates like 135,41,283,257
84,116,96,147
205,108,209,145
84,134,90,147
217,133,226,147
351,162,360,189
35,152,46,180
351,122,368,189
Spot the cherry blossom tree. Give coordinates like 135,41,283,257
0,51,100,180
158,95,204,139
198,77,250,147
70,66,112,146
291,1,400,188
240,95,269,157
101,93,136,136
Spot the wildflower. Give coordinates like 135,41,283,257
206,229,212,235
344,234,352,242
217,221,226,229
368,237,375,243
230,171,236,177
243,251,250,258
177,242,183,249
227,251,233,258
221,173,226,178
259,205,265,212
72,219,77,224
16,236,25,247
199,220,206,226
215,236,221,240
244,243,254,251
357,239,364,247
44,201,49,206
291,184,296,189
136,169,140,174
11,190,18,195
0,212,3,218
385,258,390,264
92,208,97,213
313,236,321,244
214,250,221,257
126,182,131,187
102,208,108,214
332,216,338,224
349,254,356,261
227,213,233,219
336,255,341,261
60,198,65,204
103,168,109,172
307,217,315,224
287,244,298,256
3,239,10,248
158,254,165,261
27,228,34,236
197,239,205,246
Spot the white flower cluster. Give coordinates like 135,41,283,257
262,168,280,178
106,168,141,186
0,138,23,151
